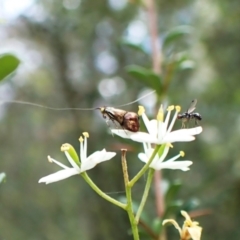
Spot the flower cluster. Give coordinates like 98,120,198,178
39,104,202,183
112,105,202,171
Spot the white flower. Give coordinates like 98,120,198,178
39,132,116,184
138,143,192,171
112,105,202,144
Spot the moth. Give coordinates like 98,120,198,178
97,107,140,132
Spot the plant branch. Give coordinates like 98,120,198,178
121,149,140,240
81,172,127,210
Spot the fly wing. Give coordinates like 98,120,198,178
187,99,197,113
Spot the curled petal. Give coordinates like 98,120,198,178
181,210,192,221
162,219,182,236
39,168,80,184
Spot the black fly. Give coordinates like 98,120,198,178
177,99,202,128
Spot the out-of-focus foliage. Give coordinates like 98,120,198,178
0,0,240,239
0,172,6,183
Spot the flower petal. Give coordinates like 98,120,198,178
163,131,196,143
159,160,193,171
80,149,116,172
86,149,112,163
94,150,116,164
141,112,152,133
148,119,158,136
131,132,159,143
162,219,182,236
138,153,149,163
188,226,202,240
39,168,80,184
64,152,81,169
111,129,133,139
173,127,203,136
150,145,170,168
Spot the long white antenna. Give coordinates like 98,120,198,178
116,90,156,107
0,100,95,111
0,89,156,111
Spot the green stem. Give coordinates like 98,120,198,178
135,168,155,223
81,172,126,210
129,145,160,187
121,149,140,240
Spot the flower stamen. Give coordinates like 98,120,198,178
48,155,53,163
83,132,89,138
61,143,71,152
180,151,185,157
138,106,145,116
157,105,164,122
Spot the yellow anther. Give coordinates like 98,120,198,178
61,143,71,152
47,156,53,163
167,105,174,111
180,151,185,157
83,132,89,138
138,106,145,116
79,136,84,142
157,105,164,121
166,143,173,148
175,105,181,112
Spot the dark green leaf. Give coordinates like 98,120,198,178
0,54,20,82
126,65,162,94
152,217,162,233
163,200,183,219
181,198,200,212
165,180,182,204
163,25,193,48
120,39,147,55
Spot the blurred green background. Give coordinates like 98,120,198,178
0,0,240,239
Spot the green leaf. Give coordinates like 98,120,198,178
163,200,183,219
0,54,20,82
163,25,193,48
126,65,162,94
0,172,6,184
181,198,200,212
120,39,147,55
152,217,162,233
168,52,195,71
165,180,182,204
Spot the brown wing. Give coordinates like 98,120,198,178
100,107,126,125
